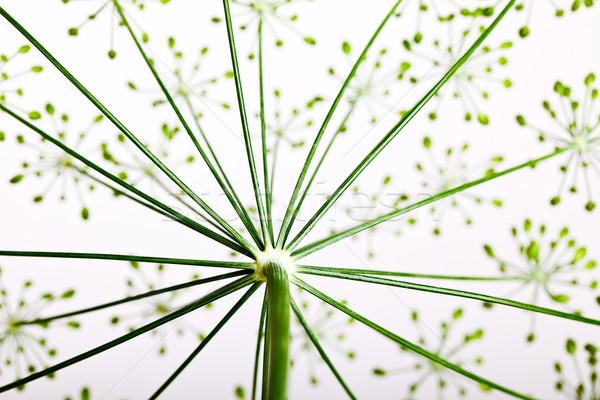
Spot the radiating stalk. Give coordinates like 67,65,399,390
0,102,251,256
297,268,600,327
19,271,250,326
290,297,356,399
263,261,290,399
149,282,262,399
114,0,265,249
297,265,524,281
0,274,256,393
222,0,270,245
0,250,255,269
280,100,358,246
258,17,275,246
291,146,572,259
276,0,404,249
0,7,256,253
285,0,517,252
292,276,536,400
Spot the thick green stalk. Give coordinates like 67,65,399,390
263,261,290,399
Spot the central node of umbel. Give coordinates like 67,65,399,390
254,248,296,281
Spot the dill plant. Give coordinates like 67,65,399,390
0,0,598,399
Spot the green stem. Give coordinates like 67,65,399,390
289,296,356,399
19,270,250,326
0,250,255,269
292,146,572,259
292,276,536,400
0,102,251,256
222,0,270,246
0,6,255,254
263,261,290,399
297,268,600,327
114,0,264,250
0,274,256,393
298,265,523,281
285,0,516,252
149,282,262,399
276,0,404,249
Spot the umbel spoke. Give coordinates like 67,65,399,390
276,0,404,249
149,282,262,399
290,296,357,400
0,250,256,269
0,102,252,256
292,147,572,259
0,6,257,254
296,268,600,327
285,0,517,252
19,270,251,326
222,0,270,246
114,0,265,250
298,265,523,281
292,276,536,400
0,274,256,393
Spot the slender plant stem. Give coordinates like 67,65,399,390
298,265,524,281
149,282,262,399
181,94,257,240
276,0,404,249
0,250,256,269
147,173,236,239
0,6,256,254
264,261,290,399
290,296,357,399
20,271,251,326
258,17,275,247
285,0,516,252
222,0,270,246
291,146,572,259
296,268,600,327
114,0,265,249
292,276,536,400
252,291,268,400
0,102,251,256
0,274,256,393
277,0,402,248
281,100,359,245
78,166,235,239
